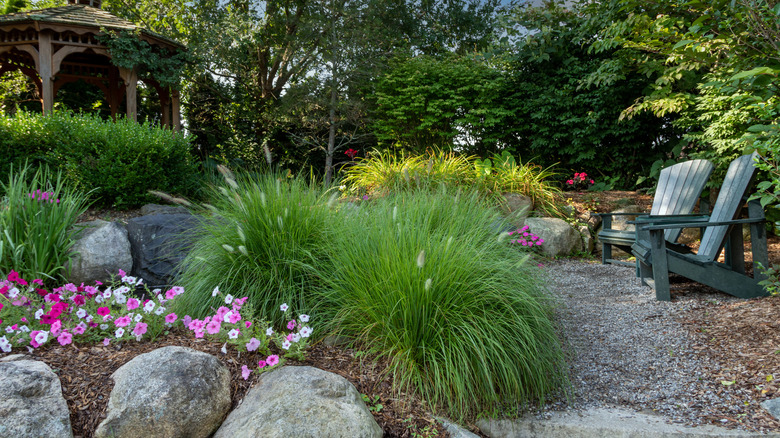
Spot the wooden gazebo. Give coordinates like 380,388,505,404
0,0,184,129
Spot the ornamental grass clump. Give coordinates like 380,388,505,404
0,164,91,285
171,169,331,327
318,188,568,419
342,149,562,216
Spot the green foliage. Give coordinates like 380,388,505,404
0,111,199,208
317,189,567,419
97,30,191,89
342,150,562,216
371,54,512,155
171,170,332,327
498,1,681,187
0,164,91,284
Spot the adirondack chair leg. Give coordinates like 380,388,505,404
725,226,745,274
601,216,613,265
649,230,671,301
749,200,769,282
602,242,613,264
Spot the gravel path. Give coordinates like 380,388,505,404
541,259,745,427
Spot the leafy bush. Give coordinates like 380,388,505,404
0,164,91,285
342,149,562,216
0,111,199,208
171,169,332,327
317,189,567,419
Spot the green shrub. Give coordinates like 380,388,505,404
171,169,332,326
0,111,199,208
0,164,91,284
343,149,562,216
318,188,568,419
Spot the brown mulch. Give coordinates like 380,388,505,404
14,333,447,438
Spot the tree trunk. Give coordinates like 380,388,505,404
325,83,337,187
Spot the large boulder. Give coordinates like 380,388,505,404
501,193,533,224
94,346,231,438
126,213,198,285
523,217,582,257
214,366,382,438
68,220,132,285
0,355,73,438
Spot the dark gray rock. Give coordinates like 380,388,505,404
214,366,382,438
140,204,191,216
68,220,132,285
0,355,73,438
94,346,231,438
126,214,198,285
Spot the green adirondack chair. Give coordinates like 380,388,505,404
598,159,714,266
631,152,769,301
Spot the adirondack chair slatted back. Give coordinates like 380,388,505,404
650,159,714,242
698,152,758,261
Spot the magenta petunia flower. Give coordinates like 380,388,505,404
257,359,267,369
114,315,131,327
97,307,110,316
266,355,279,367
165,313,178,324
287,320,296,330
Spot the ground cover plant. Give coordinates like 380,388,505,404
171,167,332,327
0,164,91,285
0,269,311,378
318,188,568,419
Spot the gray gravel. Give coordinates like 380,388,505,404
539,259,749,428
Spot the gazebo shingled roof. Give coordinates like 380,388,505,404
0,0,184,129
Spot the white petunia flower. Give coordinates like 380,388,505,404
228,329,240,339
115,328,125,338
266,327,274,336
34,309,44,320
300,326,312,338
143,301,155,313
34,331,48,345
282,340,291,350
291,333,301,343
212,286,220,297
224,294,234,305
76,309,87,319
154,306,165,316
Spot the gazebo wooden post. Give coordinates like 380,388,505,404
159,87,171,127
38,31,54,115
171,89,181,131
118,66,137,121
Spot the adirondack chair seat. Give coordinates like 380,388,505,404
630,152,769,301
599,159,713,266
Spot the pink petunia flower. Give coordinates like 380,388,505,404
57,331,73,346
97,307,110,316
126,298,140,311
257,360,267,369
114,316,131,327
206,319,221,335
287,320,296,330
266,355,279,367
246,337,261,352
165,313,178,324
241,365,252,380
132,322,148,337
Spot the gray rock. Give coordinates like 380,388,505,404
761,398,780,420
0,357,73,438
140,203,190,216
95,346,231,438
578,225,594,253
215,366,382,438
501,193,533,223
609,206,643,232
68,220,132,285
126,214,198,285
435,417,480,438
523,217,582,257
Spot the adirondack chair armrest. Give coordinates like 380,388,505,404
627,214,711,226
596,212,648,217
639,217,765,231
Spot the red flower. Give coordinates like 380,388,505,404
344,148,358,159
